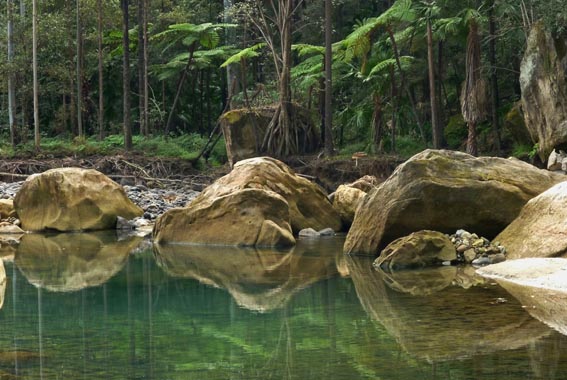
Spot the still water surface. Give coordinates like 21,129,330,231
0,232,566,379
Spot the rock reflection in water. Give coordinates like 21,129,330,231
346,257,552,363
0,260,5,309
478,258,567,336
15,232,142,292
153,238,341,312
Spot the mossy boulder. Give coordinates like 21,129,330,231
13,168,143,232
520,21,567,161
344,149,565,256
220,105,319,167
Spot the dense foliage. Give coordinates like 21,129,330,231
0,0,565,160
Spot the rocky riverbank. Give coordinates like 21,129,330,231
0,180,200,224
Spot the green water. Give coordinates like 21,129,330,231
0,232,566,379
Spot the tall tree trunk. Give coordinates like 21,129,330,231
324,0,334,156
489,0,501,154
143,0,149,134
467,121,478,156
372,92,383,153
427,18,441,148
223,0,238,108
122,0,132,150
137,0,147,136
7,0,17,147
164,42,196,136
386,25,425,144
32,0,40,149
97,0,104,140
76,0,83,137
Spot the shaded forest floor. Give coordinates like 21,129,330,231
0,153,403,192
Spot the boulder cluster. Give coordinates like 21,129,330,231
449,230,506,266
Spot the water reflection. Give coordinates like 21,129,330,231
15,232,142,292
153,238,341,312
0,261,5,309
346,257,552,363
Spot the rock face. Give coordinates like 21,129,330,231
0,261,5,309
374,230,456,271
344,149,565,256
220,106,319,167
13,168,143,232
494,181,567,259
153,188,295,247
520,21,567,161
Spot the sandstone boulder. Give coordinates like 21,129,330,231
13,168,143,232
331,175,378,227
191,157,341,233
344,149,565,256
153,188,295,247
0,200,15,219
494,181,567,259
520,21,567,161
0,261,5,309
374,230,456,271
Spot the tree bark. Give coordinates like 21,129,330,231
122,0,132,150
427,18,441,148
97,0,104,140
324,0,334,156
467,121,477,156
164,42,196,136
489,0,501,154
137,0,148,136
7,0,17,147
32,0,40,149
372,92,383,153
76,0,83,137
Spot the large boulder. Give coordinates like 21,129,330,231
344,149,565,256
13,168,143,232
0,200,15,219
374,230,456,271
494,181,567,259
0,261,5,309
520,21,567,161
194,157,341,233
220,106,319,167
153,188,295,247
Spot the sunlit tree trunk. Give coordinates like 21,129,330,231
32,0,40,150
137,0,148,136
7,0,17,147
324,0,334,156
427,17,441,148
489,0,501,154
97,0,104,139
122,0,132,150
76,0,83,137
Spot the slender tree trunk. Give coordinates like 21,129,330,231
7,0,17,147
427,19,441,148
137,0,147,136
76,0,83,137
467,121,477,156
224,0,238,108
386,25,425,144
489,0,501,154
97,0,104,139
324,0,334,156
32,0,40,149
372,92,383,153
389,65,398,152
164,42,196,135
143,0,149,134
122,0,132,150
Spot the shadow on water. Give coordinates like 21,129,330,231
153,237,342,312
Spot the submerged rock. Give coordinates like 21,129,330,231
345,149,564,256
14,168,143,232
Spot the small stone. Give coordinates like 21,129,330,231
472,239,485,248
116,216,135,230
472,256,492,266
490,253,506,264
0,223,24,234
456,244,468,252
299,228,320,238
463,248,477,263
318,228,335,236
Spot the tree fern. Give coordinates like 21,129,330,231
220,43,266,68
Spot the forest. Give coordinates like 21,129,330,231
0,0,565,163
